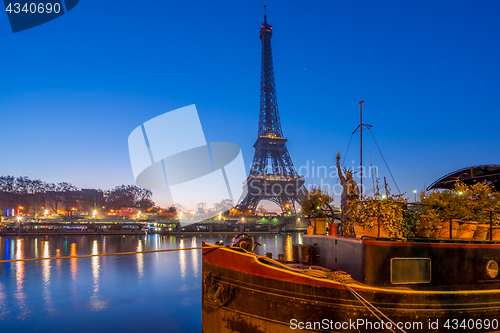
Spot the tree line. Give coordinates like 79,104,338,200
0,175,155,216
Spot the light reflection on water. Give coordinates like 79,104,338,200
179,238,186,280
42,240,56,316
285,234,293,261
90,240,107,312
15,239,29,319
0,233,303,332
137,239,144,281
191,237,198,278
0,281,9,319
70,242,77,286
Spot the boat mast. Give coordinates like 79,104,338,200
359,101,364,196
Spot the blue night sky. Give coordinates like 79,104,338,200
1,1,499,210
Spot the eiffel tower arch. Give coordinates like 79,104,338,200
237,9,307,215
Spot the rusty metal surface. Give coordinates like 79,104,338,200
202,244,500,333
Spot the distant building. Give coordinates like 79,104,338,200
45,188,104,214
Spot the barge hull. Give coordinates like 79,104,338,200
202,244,500,333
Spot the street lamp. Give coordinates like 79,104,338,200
413,190,417,202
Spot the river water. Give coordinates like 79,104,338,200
0,233,303,333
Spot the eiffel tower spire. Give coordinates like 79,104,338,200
237,10,306,214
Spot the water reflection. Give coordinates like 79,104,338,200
55,248,61,278
275,235,278,254
179,238,186,280
137,239,144,281
0,233,303,331
191,237,198,278
70,243,77,287
34,238,38,258
0,280,10,319
15,238,30,319
90,240,107,311
42,241,56,316
285,235,293,261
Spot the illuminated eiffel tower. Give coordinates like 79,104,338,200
237,8,306,214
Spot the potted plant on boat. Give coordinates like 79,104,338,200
420,186,467,239
300,188,335,235
419,182,500,239
456,182,495,240
488,191,500,241
404,209,426,238
350,192,406,238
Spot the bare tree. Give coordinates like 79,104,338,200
214,199,233,213
0,176,16,212
104,185,154,210
45,182,78,214
256,205,267,215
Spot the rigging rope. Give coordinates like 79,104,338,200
236,247,329,279
342,282,407,333
367,127,401,194
247,245,405,333
259,256,328,279
335,132,355,187
342,132,354,169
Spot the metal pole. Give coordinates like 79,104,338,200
490,211,493,241
377,215,380,237
449,218,453,240
360,101,364,196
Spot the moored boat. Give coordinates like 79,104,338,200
202,234,500,332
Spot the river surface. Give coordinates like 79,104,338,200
0,233,304,333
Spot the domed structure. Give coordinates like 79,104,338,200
427,164,500,191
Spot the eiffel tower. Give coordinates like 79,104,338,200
237,8,306,214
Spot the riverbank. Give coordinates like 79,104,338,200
0,217,308,236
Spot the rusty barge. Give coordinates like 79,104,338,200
202,234,500,333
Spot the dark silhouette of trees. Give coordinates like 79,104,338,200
0,176,16,211
45,182,78,215
104,185,154,210
0,174,156,216
0,176,46,216
214,199,233,213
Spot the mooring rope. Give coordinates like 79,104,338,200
0,246,214,263
342,282,407,333
367,127,401,194
258,256,329,279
